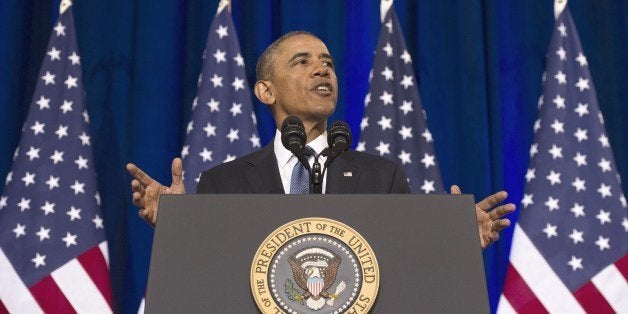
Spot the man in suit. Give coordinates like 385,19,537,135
127,31,515,248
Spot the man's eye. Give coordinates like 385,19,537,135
323,61,334,68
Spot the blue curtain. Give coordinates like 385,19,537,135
1,0,626,312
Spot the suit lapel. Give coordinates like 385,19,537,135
242,143,361,194
326,152,361,194
244,142,285,194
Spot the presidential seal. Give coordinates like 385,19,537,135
251,217,379,314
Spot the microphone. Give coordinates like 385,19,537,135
281,115,322,194
325,120,352,167
281,116,307,160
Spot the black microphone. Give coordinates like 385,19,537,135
325,120,352,167
281,116,307,160
281,115,311,174
281,116,322,194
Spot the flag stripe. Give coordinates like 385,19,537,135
30,276,75,314
591,259,628,312
51,259,112,313
573,281,615,314
77,244,113,307
495,295,516,314
501,264,548,313
99,241,110,268
0,248,44,313
137,297,146,314
0,299,8,314
509,225,586,313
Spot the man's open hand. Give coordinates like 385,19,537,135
127,158,185,227
451,185,516,249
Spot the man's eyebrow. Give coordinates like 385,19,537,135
287,52,310,64
319,53,334,62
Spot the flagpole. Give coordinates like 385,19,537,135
0,0,113,311
60,0,72,14
361,0,444,193
499,2,628,311
380,0,393,22
217,0,230,14
179,0,259,191
554,0,567,19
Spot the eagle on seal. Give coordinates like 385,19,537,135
288,247,342,310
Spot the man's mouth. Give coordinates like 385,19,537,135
312,83,332,95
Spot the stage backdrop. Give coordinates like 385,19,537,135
1,0,626,313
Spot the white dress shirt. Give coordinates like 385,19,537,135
273,129,328,194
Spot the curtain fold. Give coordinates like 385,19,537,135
1,1,626,312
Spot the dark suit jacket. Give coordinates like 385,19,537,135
196,142,410,194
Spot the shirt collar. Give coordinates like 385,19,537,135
274,129,328,168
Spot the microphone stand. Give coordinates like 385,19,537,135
311,120,351,194
310,152,323,194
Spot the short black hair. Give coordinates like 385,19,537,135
255,31,319,81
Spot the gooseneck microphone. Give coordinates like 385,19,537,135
281,116,309,167
281,116,323,194
321,121,352,193
324,120,352,167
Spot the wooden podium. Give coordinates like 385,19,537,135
145,194,489,313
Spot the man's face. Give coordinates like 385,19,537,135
268,34,338,125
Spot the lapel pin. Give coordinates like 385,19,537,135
343,172,352,177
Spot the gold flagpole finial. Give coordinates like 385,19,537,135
380,0,393,22
60,0,72,14
554,0,567,20
217,0,231,14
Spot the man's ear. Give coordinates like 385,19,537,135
254,80,275,105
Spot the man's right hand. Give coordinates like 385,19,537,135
126,158,186,227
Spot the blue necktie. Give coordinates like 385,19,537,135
290,146,315,194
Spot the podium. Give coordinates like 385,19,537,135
145,194,489,313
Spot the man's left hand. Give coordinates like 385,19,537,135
451,185,516,249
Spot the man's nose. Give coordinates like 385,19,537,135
312,62,330,77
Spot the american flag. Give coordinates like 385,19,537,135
181,1,259,192
497,6,627,313
357,6,444,194
0,2,112,313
